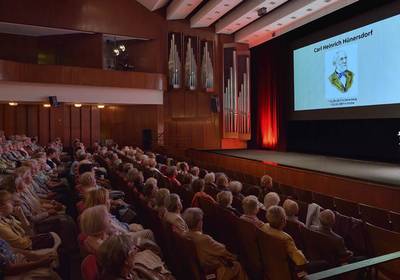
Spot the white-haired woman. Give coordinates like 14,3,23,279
240,195,264,228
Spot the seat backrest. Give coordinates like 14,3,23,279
284,220,305,251
279,184,295,197
366,222,400,279
295,188,313,204
81,254,98,280
256,229,293,280
172,232,202,280
234,218,264,280
359,203,392,230
257,208,267,223
334,197,360,218
301,227,343,266
312,192,335,210
390,211,400,233
294,199,308,224
333,211,368,257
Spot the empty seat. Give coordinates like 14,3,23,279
365,223,400,279
334,197,360,218
295,188,313,204
284,220,306,251
312,192,335,210
390,211,400,233
359,203,392,230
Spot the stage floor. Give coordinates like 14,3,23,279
210,149,400,187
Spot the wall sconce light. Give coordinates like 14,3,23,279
119,44,126,52
8,102,18,106
97,104,105,109
43,104,51,108
74,103,82,108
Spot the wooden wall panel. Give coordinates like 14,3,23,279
80,106,91,146
15,105,27,135
27,105,39,137
91,106,100,145
3,105,16,137
70,106,81,142
50,106,64,141
38,106,50,145
63,106,71,148
0,104,5,131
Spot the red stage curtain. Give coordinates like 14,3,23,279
253,41,288,150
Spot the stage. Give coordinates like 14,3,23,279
210,149,400,187
186,149,400,212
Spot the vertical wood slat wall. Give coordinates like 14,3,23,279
0,104,100,147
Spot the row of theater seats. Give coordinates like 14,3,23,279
192,161,400,234
102,152,400,280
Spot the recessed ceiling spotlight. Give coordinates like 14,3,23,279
8,102,18,106
307,8,313,11
43,104,51,108
291,16,297,19
97,104,105,109
74,104,82,108
277,23,282,26
224,3,230,7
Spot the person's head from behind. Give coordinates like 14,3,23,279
178,162,189,173
216,191,233,208
84,188,111,211
79,172,96,188
155,188,170,209
192,179,205,193
216,173,228,188
283,199,299,219
46,147,57,159
80,205,111,237
319,209,336,230
165,193,182,214
264,192,280,210
166,166,178,178
204,172,215,184
190,166,200,177
0,190,14,217
267,206,287,230
228,181,242,195
334,50,348,73
143,178,158,198
97,234,138,279
260,175,273,190
183,207,204,232
242,195,260,216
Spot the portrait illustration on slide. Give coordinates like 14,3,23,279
325,45,358,99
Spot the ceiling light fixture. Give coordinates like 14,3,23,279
97,104,105,109
74,103,82,108
43,104,51,108
8,102,18,106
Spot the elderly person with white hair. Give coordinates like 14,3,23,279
183,208,249,280
311,209,353,262
240,195,264,228
204,172,217,192
154,188,170,218
283,199,305,227
216,191,240,216
80,205,111,255
143,178,158,207
163,194,188,234
263,192,280,210
228,181,245,201
190,166,200,180
260,206,307,266
215,173,229,191
97,234,173,280
259,174,273,201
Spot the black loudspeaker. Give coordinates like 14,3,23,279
48,96,59,107
142,129,153,150
211,96,220,113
